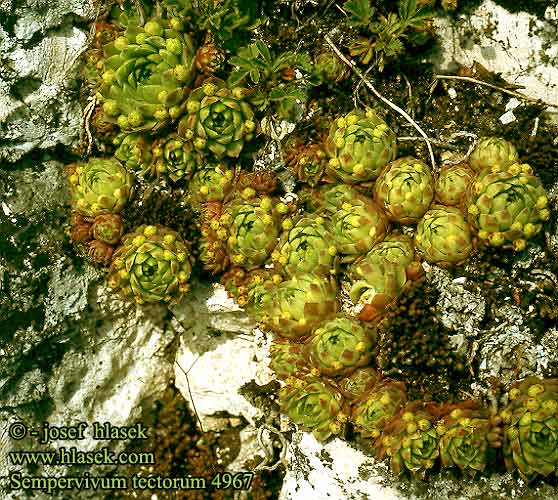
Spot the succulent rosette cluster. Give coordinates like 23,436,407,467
279,376,348,441
69,158,134,217
114,133,154,176
187,162,235,210
329,196,389,260
465,163,550,250
269,340,307,380
305,316,377,377
469,137,519,172
377,403,440,478
285,141,327,187
107,224,192,304
272,215,338,276
352,379,407,438
325,109,397,184
435,162,475,206
374,157,435,223
151,133,198,182
501,377,558,480
97,19,196,133
262,274,340,339
415,206,473,266
178,78,256,158
437,402,502,477
337,367,381,401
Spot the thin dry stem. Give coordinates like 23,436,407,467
325,35,437,171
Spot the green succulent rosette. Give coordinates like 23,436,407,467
69,158,134,217
314,47,351,83
279,376,348,441
437,403,501,477
348,248,410,321
302,183,364,215
501,377,558,480
107,224,192,304
187,162,235,210
469,137,518,173
374,157,435,223
114,132,154,177
219,195,286,270
91,214,124,245
289,143,327,187
415,206,473,266
305,316,377,377
465,163,550,250
329,196,388,259
325,109,397,184
272,215,338,277
97,18,196,133
269,340,307,380
352,379,407,438
338,367,380,401
152,133,198,182
378,403,440,478
435,163,475,206
263,273,340,339
178,78,256,158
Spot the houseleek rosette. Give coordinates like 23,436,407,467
465,163,550,250
98,18,196,133
325,109,397,184
220,195,286,270
500,377,558,479
152,133,198,182
469,137,518,173
338,367,381,401
352,379,407,438
178,78,256,158
415,206,473,266
328,196,388,259
279,376,347,441
263,273,340,339
378,403,440,478
272,215,338,276
374,157,435,223
187,162,235,210
114,133,154,177
107,224,192,304
305,316,377,377
438,403,502,477
68,158,134,217
269,340,307,380
435,163,475,206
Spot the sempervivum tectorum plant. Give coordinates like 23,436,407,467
262,273,340,339
469,137,518,173
465,163,550,250
437,401,503,477
269,340,307,380
187,162,235,210
500,377,558,480
219,194,288,269
97,18,196,133
314,47,351,83
197,201,229,274
304,183,364,215
285,139,327,187
377,402,441,478
152,133,198,183
91,213,124,245
325,109,397,184
114,133,154,177
435,163,475,206
178,78,256,158
338,367,381,401
374,157,435,223
107,224,192,304
328,195,389,261
415,206,473,266
68,158,134,217
347,234,420,321
305,315,377,377
272,214,338,277
352,378,407,438
279,375,348,441
195,41,225,76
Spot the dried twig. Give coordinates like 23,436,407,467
325,35,436,171
434,74,545,106
175,357,205,433
254,423,288,472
